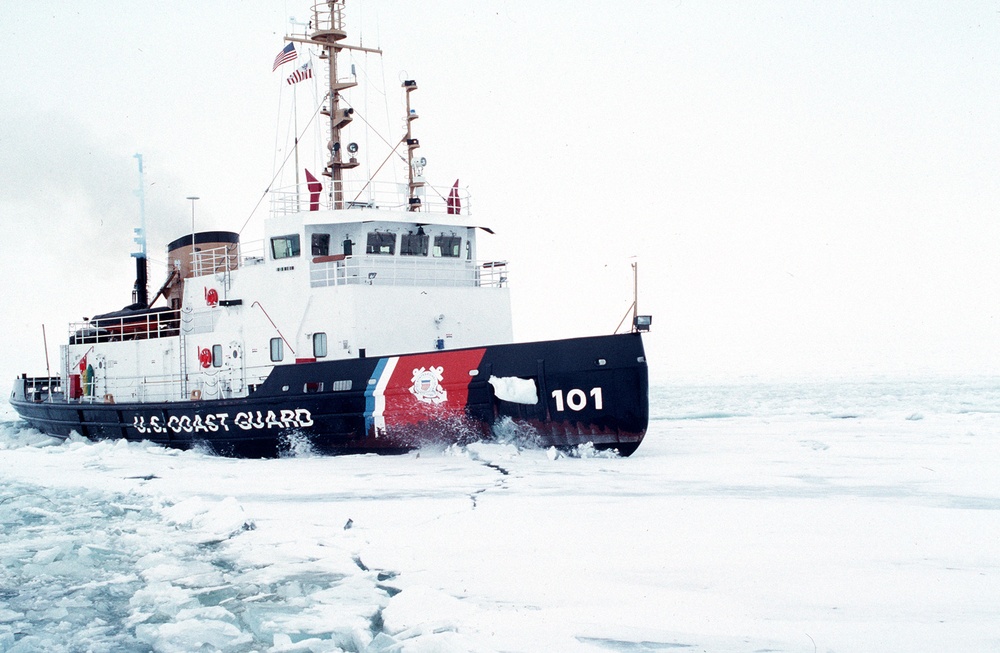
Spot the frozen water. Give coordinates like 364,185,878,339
1,377,1000,652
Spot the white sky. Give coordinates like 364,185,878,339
1,0,998,384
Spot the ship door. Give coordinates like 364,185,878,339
92,354,108,400
223,341,246,397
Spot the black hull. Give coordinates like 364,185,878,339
11,333,648,457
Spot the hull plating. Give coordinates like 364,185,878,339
11,333,649,457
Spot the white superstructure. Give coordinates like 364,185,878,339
63,183,512,404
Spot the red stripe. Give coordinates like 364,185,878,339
381,348,486,427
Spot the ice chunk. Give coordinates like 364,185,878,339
129,582,199,620
466,441,520,461
161,496,253,543
488,376,538,404
380,586,474,636
135,618,252,653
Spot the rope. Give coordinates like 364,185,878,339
350,136,406,205
237,93,328,237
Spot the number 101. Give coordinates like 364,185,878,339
551,387,604,412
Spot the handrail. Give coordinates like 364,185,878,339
191,243,240,278
269,179,471,217
68,311,182,344
20,375,62,403
20,359,276,404
309,255,508,289
251,301,296,355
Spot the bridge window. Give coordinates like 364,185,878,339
313,332,328,358
401,232,429,256
271,234,301,260
311,233,330,256
270,338,284,362
366,231,396,255
433,235,461,258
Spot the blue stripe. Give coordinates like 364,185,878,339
364,358,390,432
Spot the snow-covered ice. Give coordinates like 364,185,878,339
1,378,999,652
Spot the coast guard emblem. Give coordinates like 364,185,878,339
410,366,447,404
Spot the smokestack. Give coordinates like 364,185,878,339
134,256,148,308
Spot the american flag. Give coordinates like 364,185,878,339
272,42,297,71
287,61,313,85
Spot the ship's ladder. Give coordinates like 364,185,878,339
178,308,192,399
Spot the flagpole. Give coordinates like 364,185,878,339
287,17,313,213
293,83,300,212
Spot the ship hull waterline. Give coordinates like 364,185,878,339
11,333,649,458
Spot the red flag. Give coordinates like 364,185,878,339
305,169,322,211
446,179,461,215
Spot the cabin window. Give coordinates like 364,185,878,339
270,338,284,362
271,234,301,260
400,231,429,256
212,344,223,368
466,240,472,260
433,235,461,258
313,332,328,358
366,231,396,255
311,233,330,256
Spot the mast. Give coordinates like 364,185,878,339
404,79,422,210
287,1,380,210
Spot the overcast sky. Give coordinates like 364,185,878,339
1,0,998,384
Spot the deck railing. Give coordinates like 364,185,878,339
191,244,239,278
21,376,62,402
269,180,471,217
52,362,276,404
310,256,508,288
69,310,182,344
